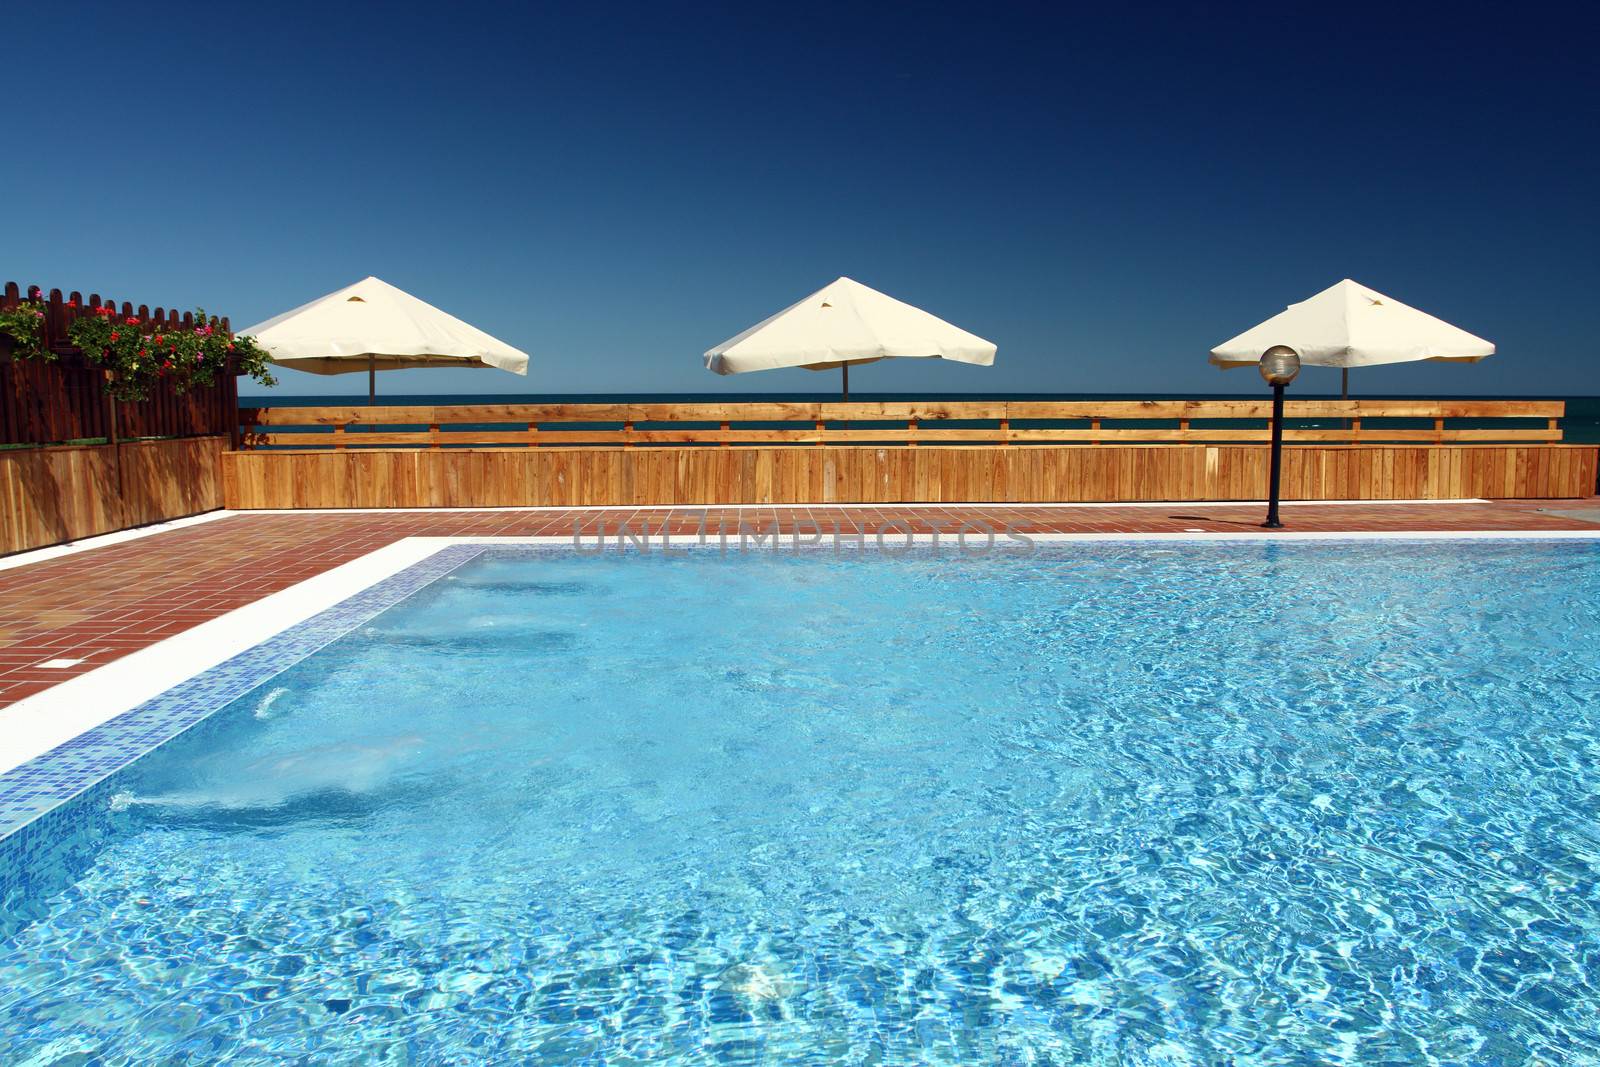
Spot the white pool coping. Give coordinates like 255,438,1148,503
3,527,1599,778
0,537,445,777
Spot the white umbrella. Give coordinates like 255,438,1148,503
704,276,995,399
241,276,529,402
1210,278,1493,397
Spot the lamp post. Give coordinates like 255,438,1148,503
1259,345,1301,529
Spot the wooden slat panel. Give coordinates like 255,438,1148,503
220,443,1600,509
1,437,226,554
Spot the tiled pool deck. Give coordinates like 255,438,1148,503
0,499,1596,708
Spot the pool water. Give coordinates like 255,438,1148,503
3,542,1600,1064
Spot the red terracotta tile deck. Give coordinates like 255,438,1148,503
1,500,1596,707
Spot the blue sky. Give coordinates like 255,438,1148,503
6,2,1594,397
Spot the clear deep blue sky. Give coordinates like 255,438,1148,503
6,2,1595,397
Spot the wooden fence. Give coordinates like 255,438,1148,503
221,443,1598,508
5,398,1591,551
223,400,1597,507
0,436,227,555
0,282,238,447
239,399,1568,449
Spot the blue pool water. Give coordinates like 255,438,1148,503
3,542,1600,1064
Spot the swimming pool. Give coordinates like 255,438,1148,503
2,541,1599,1063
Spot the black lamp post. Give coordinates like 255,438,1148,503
1259,345,1301,529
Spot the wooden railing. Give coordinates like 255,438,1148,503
239,400,1566,450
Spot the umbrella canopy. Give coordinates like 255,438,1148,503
241,276,530,377
1210,279,1494,370
704,277,995,397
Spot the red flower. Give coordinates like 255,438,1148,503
226,343,235,351
153,334,163,345
126,317,141,325
110,331,119,341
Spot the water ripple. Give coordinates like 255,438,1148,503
2,541,1599,1064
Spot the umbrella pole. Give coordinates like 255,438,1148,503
842,363,849,402
368,355,376,406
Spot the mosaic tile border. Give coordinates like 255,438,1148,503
0,543,488,843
